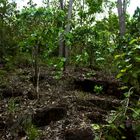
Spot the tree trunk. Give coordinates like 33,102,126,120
64,0,73,65
59,0,64,57
117,0,127,37
33,45,40,98
59,0,73,70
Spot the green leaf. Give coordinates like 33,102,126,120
115,53,126,59
136,45,140,49
120,68,127,73
116,73,123,79
96,57,105,61
91,124,100,130
132,72,138,78
120,124,125,129
115,55,121,59
119,86,128,90
126,64,132,69
129,39,137,45
134,57,140,62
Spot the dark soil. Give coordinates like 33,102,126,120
32,107,67,127
0,67,134,140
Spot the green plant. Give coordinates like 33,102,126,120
8,98,18,114
104,87,140,139
26,124,39,140
54,71,63,79
115,38,140,92
93,85,103,94
4,56,16,71
85,71,96,78
53,57,65,71
72,50,89,67
92,88,140,140
91,123,102,140
22,116,40,140
47,57,65,79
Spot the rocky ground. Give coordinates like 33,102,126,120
0,67,129,140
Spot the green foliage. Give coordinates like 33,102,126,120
14,53,33,68
85,0,103,14
8,98,19,114
15,5,66,67
85,71,96,78
91,124,102,140
1,53,32,71
22,116,40,140
92,87,140,140
105,88,140,139
128,7,140,38
75,51,89,66
0,0,18,61
71,14,118,73
53,71,63,80
115,38,140,92
94,85,103,94
26,124,40,140
47,57,65,79
48,57,65,71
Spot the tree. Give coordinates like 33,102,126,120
129,7,140,38
59,0,73,70
117,0,129,37
65,0,73,61
16,3,58,96
59,0,65,58
0,0,17,63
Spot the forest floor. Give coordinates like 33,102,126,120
0,66,131,140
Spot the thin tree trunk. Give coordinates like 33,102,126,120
59,0,64,9
59,34,64,57
34,45,40,98
59,0,73,70
0,10,5,61
117,0,127,37
64,0,73,60
59,0,64,57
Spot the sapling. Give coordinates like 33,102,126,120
94,85,103,94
